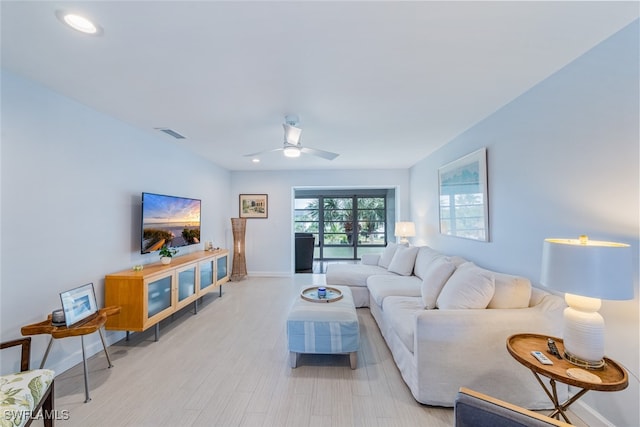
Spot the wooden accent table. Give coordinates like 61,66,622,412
507,333,628,424
21,306,121,403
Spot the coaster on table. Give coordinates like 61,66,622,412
566,368,602,383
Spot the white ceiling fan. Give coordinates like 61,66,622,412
244,115,339,160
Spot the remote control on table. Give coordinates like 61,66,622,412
531,350,553,365
547,338,562,359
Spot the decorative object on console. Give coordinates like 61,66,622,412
158,245,178,264
231,217,247,281
438,148,489,241
394,221,416,244
239,194,268,218
540,235,632,369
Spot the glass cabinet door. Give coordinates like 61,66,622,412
178,265,196,302
216,255,228,281
147,275,172,318
199,259,214,290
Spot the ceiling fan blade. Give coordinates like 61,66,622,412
300,147,339,160
243,147,283,157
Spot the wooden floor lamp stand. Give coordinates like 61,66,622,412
231,217,247,281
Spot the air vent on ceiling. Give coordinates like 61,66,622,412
156,128,186,139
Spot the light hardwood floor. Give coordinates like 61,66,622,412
52,274,587,426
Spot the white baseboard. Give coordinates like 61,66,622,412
48,329,124,376
570,400,616,427
245,271,292,277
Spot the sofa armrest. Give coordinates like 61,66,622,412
413,294,566,407
360,254,380,265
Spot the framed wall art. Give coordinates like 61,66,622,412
239,194,268,218
438,148,489,241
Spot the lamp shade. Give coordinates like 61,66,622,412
394,222,416,238
540,237,633,300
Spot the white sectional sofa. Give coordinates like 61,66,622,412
326,243,567,409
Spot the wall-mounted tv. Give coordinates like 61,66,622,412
141,192,201,254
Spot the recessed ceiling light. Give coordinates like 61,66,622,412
252,158,260,163
56,11,102,35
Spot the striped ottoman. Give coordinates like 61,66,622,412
287,285,360,369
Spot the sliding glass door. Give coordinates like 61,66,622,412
294,194,387,260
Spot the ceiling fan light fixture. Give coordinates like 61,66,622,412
283,123,302,145
283,146,301,158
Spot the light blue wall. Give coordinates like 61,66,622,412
230,169,410,275
0,70,232,374
409,20,639,426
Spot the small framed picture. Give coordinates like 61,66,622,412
239,194,268,218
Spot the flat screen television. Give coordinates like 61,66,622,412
141,192,201,254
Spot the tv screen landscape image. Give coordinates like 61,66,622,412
141,192,201,254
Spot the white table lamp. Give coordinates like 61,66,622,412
540,236,632,369
395,222,416,244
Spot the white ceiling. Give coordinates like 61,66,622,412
2,1,638,171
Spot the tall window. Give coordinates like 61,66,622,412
294,194,387,260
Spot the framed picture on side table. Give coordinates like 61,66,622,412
239,194,268,218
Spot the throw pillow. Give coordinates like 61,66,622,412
378,242,399,269
387,245,419,276
420,257,457,309
487,272,532,309
436,262,495,309
413,246,443,280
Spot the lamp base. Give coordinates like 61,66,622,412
562,294,606,366
563,350,606,370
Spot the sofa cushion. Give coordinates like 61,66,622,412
413,246,444,280
378,242,400,269
382,296,423,353
326,263,394,288
366,274,422,307
488,272,532,309
437,262,495,309
388,245,419,276
361,253,380,266
450,256,469,267
420,256,457,309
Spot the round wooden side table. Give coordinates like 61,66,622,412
507,333,628,424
